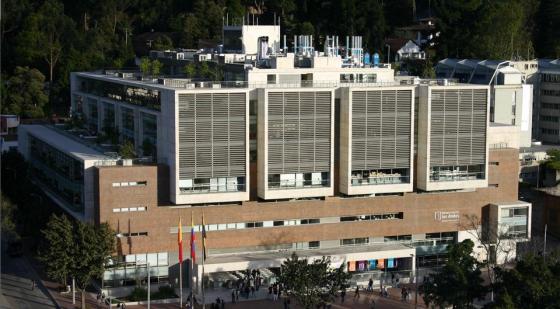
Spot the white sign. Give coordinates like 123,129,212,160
434,211,460,222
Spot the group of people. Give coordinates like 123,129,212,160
212,297,226,309
268,283,283,301
232,269,264,300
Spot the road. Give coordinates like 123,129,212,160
1,248,58,309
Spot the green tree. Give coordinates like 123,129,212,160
153,34,173,50
421,239,487,308
140,57,151,77
535,0,560,58
72,221,115,309
544,149,560,170
15,0,75,82
183,63,196,78
39,214,74,287
150,59,163,77
119,140,137,159
279,253,351,309
1,194,18,241
2,66,48,118
490,253,560,309
299,22,315,35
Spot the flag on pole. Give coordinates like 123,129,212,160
190,215,196,264
178,218,183,263
202,212,207,261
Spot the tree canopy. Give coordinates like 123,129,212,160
490,254,560,309
2,0,557,119
279,253,351,308
40,213,115,309
421,239,487,308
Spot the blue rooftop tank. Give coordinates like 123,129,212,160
373,53,380,67
364,52,371,65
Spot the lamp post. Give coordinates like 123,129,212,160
410,253,418,309
147,262,151,309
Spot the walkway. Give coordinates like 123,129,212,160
1,251,58,309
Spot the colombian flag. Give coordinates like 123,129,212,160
178,218,183,263
190,216,196,264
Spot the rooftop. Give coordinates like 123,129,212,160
22,125,111,162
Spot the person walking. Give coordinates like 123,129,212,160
31,280,35,291
232,290,236,303
368,278,373,292
354,286,360,300
340,289,346,303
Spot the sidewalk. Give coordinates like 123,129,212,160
122,287,427,309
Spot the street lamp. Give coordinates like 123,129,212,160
410,253,418,309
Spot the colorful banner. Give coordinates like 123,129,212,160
357,260,367,271
387,258,394,268
368,259,377,270
348,261,356,271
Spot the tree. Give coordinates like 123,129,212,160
535,0,560,58
1,194,18,241
39,214,74,287
140,57,151,78
421,239,487,308
72,221,115,309
15,0,75,82
153,34,173,50
461,213,518,301
150,59,163,77
279,253,351,309
544,149,560,170
183,63,196,78
119,140,137,159
2,66,48,118
490,253,560,309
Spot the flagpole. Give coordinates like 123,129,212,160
179,216,183,309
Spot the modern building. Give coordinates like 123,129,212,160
20,26,531,296
435,59,533,148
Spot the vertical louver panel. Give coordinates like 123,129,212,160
178,92,247,179
429,89,487,167
267,91,332,174
351,90,412,170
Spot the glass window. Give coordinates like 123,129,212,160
157,252,168,266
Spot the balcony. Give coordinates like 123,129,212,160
351,169,409,186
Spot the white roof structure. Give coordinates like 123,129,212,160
21,125,111,162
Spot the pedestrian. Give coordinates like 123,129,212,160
401,287,406,301
391,273,395,284
96,292,101,303
31,280,35,291
368,278,373,292
340,289,346,303
354,286,360,300
122,303,126,309
232,290,236,303
273,285,278,301
221,298,225,309
251,285,255,297
283,298,289,309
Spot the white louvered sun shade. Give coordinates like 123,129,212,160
267,91,332,174
351,90,412,170
429,89,487,167
178,93,246,179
